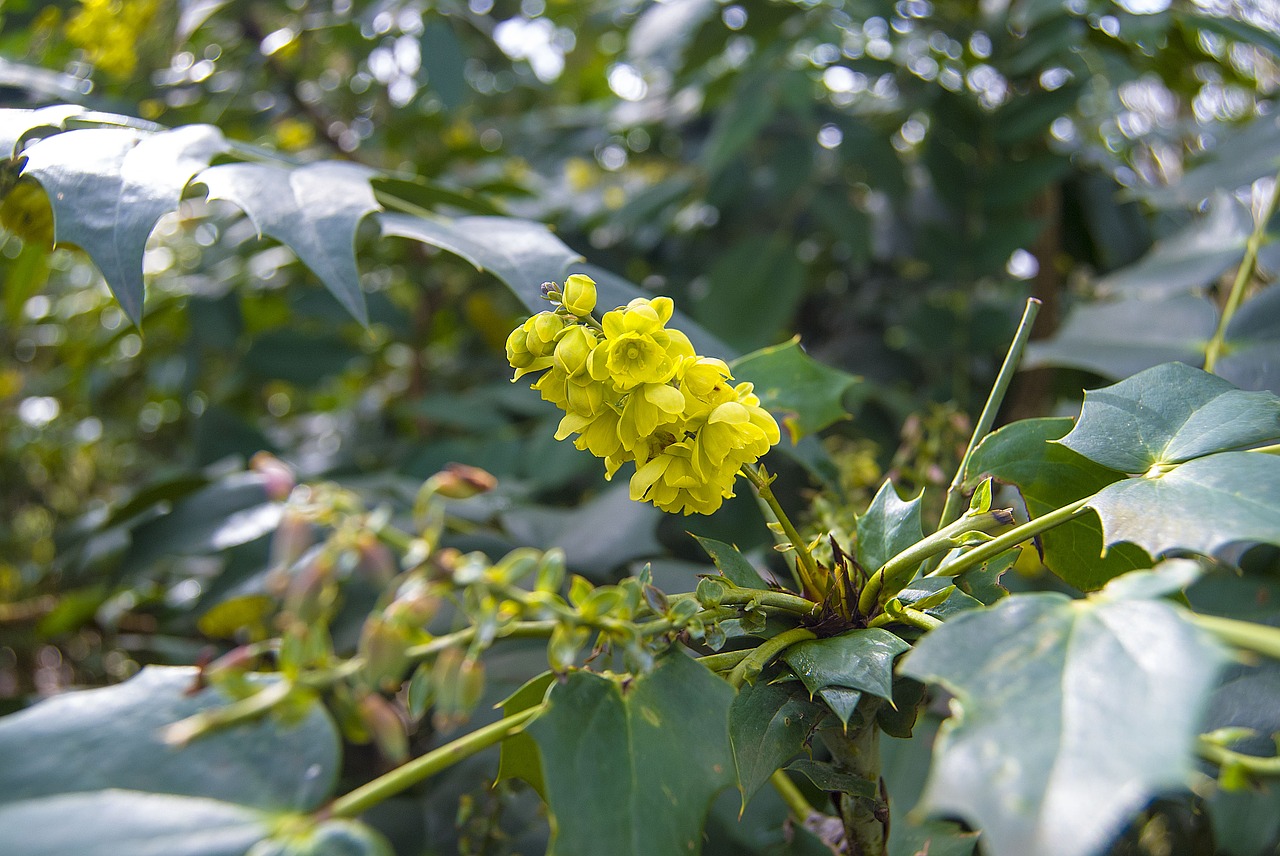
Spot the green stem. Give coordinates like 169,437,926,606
1204,169,1280,373
929,498,1091,580
1198,737,1280,777
858,509,1013,616
163,678,295,745
770,769,823,822
728,627,817,689
697,649,754,672
1193,613,1280,660
716,587,820,616
742,465,825,597
404,621,558,661
937,298,1042,531
868,605,942,632
328,706,544,818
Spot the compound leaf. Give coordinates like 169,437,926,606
21,125,226,324
197,161,378,324
527,653,735,856
900,592,1228,856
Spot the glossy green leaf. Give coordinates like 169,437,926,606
248,817,394,856
730,338,863,443
1087,453,1280,557
729,679,819,809
527,653,735,856
895,578,983,620
197,161,378,324
21,125,225,324
781,629,910,703
0,666,340,811
0,104,84,157
888,821,979,856
1023,294,1217,381
900,592,1229,856
496,671,555,799
693,535,769,589
785,759,876,799
816,686,862,729
0,790,268,856
855,480,924,575
1093,559,1203,602
966,418,1149,591
1059,362,1280,473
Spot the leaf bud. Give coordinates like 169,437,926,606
427,463,498,500
560,274,598,317
695,576,729,608
251,451,296,501
357,693,409,763
535,548,566,594
270,509,315,571
547,622,589,672
667,596,700,624
359,615,411,692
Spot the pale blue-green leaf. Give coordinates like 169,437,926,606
1143,113,1280,208
1087,452,1280,557
730,680,819,807
1095,192,1251,298
527,653,735,856
1022,295,1216,381
0,666,339,810
21,125,226,324
0,790,267,856
900,593,1228,856
781,628,910,702
730,338,864,442
379,211,581,312
0,104,84,157
1059,363,1280,473
197,161,378,324
0,61,90,106
1094,559,1203,602
855,480,924,574
247,818,394,856
1219,284,1280,394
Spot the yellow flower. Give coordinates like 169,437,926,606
507,312,567,380
561,274,598,317
618,382,686,450
630,440,731,515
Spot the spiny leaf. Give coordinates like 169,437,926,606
0,104,85,158
1087,452,1280,557
966,418,1149,591
855,480,924,574
496,671,555,799
729,679,820,810
197,161,379,325
900,592,1228,856
526,653,735,856
693,535,770,589
20,125,226,324
781,628,910,703
1059,362,1280,473
730,338,864,442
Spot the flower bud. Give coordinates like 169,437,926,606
554,326,596,378
359,615,411,692
428,463,498,499
561,274,598,317
357,693,409,763
251,452,296,501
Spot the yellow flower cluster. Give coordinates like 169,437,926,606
66,0,158,79
507,275,780,515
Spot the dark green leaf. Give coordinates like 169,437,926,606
1087,452,1280,557
0,790,268,856
527,653,735,856
896,579,983,620
785,759,877,798
781,629,910,703
731,339,864,442
900,592,1228,856
693,535,770,589
371,175,502,216
966,417,1149,591
419,20,469,111
888,820,979,856
197,161,378,324
496,672,555,799
0,666,339,810
1059,362,1280,473
855,480,924,575
1094,559,1203,601
816,686,862,729
21,125,225,324
1023,295,1217,381
700,72,776,176
697,237,804,351
729,679,819,808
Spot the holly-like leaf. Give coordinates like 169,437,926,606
855,481,924,575
20,125,226,324
1059,362,1280,474
0,104,84,157
817,686,863,729
0,790,269,856
197,161,379,324
693,535,770,589
966,418,1149,591
1219,285,1280,394
781,628,910,703
730,338,864,442
527,653,734,856
729,679,819,809
899,592,1229,856
1087,453,1280,557
496,672,555,799
0,666,340,811
786,759,877,798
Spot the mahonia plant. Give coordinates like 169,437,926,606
506,275,780,515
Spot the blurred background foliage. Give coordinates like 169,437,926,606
1,0,1279,852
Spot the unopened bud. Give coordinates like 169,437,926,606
427,463,497,500
560,274,598,317
270,510,314,570
354,532,397,585
359,616,411,692
357,693,409,763
251,452,296,501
